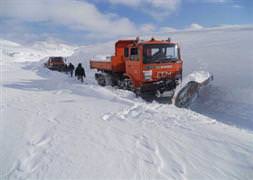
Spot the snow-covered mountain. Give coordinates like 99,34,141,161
0,39,76,63
1,26,253,180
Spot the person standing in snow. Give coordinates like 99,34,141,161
68,63,75,77
75,63,86,83
63,64,68,73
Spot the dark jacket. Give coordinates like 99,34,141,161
75,64,85,77
68,63,75,71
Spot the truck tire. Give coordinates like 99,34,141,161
97,76,106,86
119,78,134,91
95,73,112,86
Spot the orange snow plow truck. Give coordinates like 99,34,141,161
90,37,182,96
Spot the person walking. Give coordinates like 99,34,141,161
63,64,68,73
75,63,86,83
68,63,75,77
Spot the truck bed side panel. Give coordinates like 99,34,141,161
90,58,125,73
90,61,112,71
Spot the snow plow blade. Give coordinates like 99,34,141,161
172,71,213,108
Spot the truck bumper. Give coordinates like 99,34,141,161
140,79,177,95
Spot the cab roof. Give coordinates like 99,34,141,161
116,38,177,48
138,40,177,45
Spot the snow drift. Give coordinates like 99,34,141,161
1,25,253,180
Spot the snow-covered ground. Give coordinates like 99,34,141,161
0,39,76,63
1,26,253,180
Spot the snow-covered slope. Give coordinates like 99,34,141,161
1,26,253,180
68,25,253,130
0,39,76,63
172,27,253,130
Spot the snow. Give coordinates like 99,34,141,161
172,71,213,106
183,71,212,84
93,55,112,61
1,26,253,180
171,27,253,130
174,70,213,96
0,39,76,62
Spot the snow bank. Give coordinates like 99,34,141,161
171,27,253,130
184,71,212,84
2,61,253,180
1,25,253,180
0,39,76,62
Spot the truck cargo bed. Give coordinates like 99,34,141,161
90,61,112,71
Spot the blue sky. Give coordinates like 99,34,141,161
93,0,252,28
0,0,252,44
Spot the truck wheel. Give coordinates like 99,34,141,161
95,73,113,86
117,80,124,89
134,88,141,97
122,78,134,91
97,76,106,86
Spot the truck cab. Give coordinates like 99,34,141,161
123,38,183,94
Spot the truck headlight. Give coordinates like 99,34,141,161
143,70,152,80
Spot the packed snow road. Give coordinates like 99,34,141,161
1,57,253,180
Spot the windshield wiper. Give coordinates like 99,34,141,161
152,60,162,63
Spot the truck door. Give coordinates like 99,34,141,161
125,47,141,86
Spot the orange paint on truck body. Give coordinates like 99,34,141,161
90,38,182,92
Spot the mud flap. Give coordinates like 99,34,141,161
173,74,213,108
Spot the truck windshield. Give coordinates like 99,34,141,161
143,44,179,64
